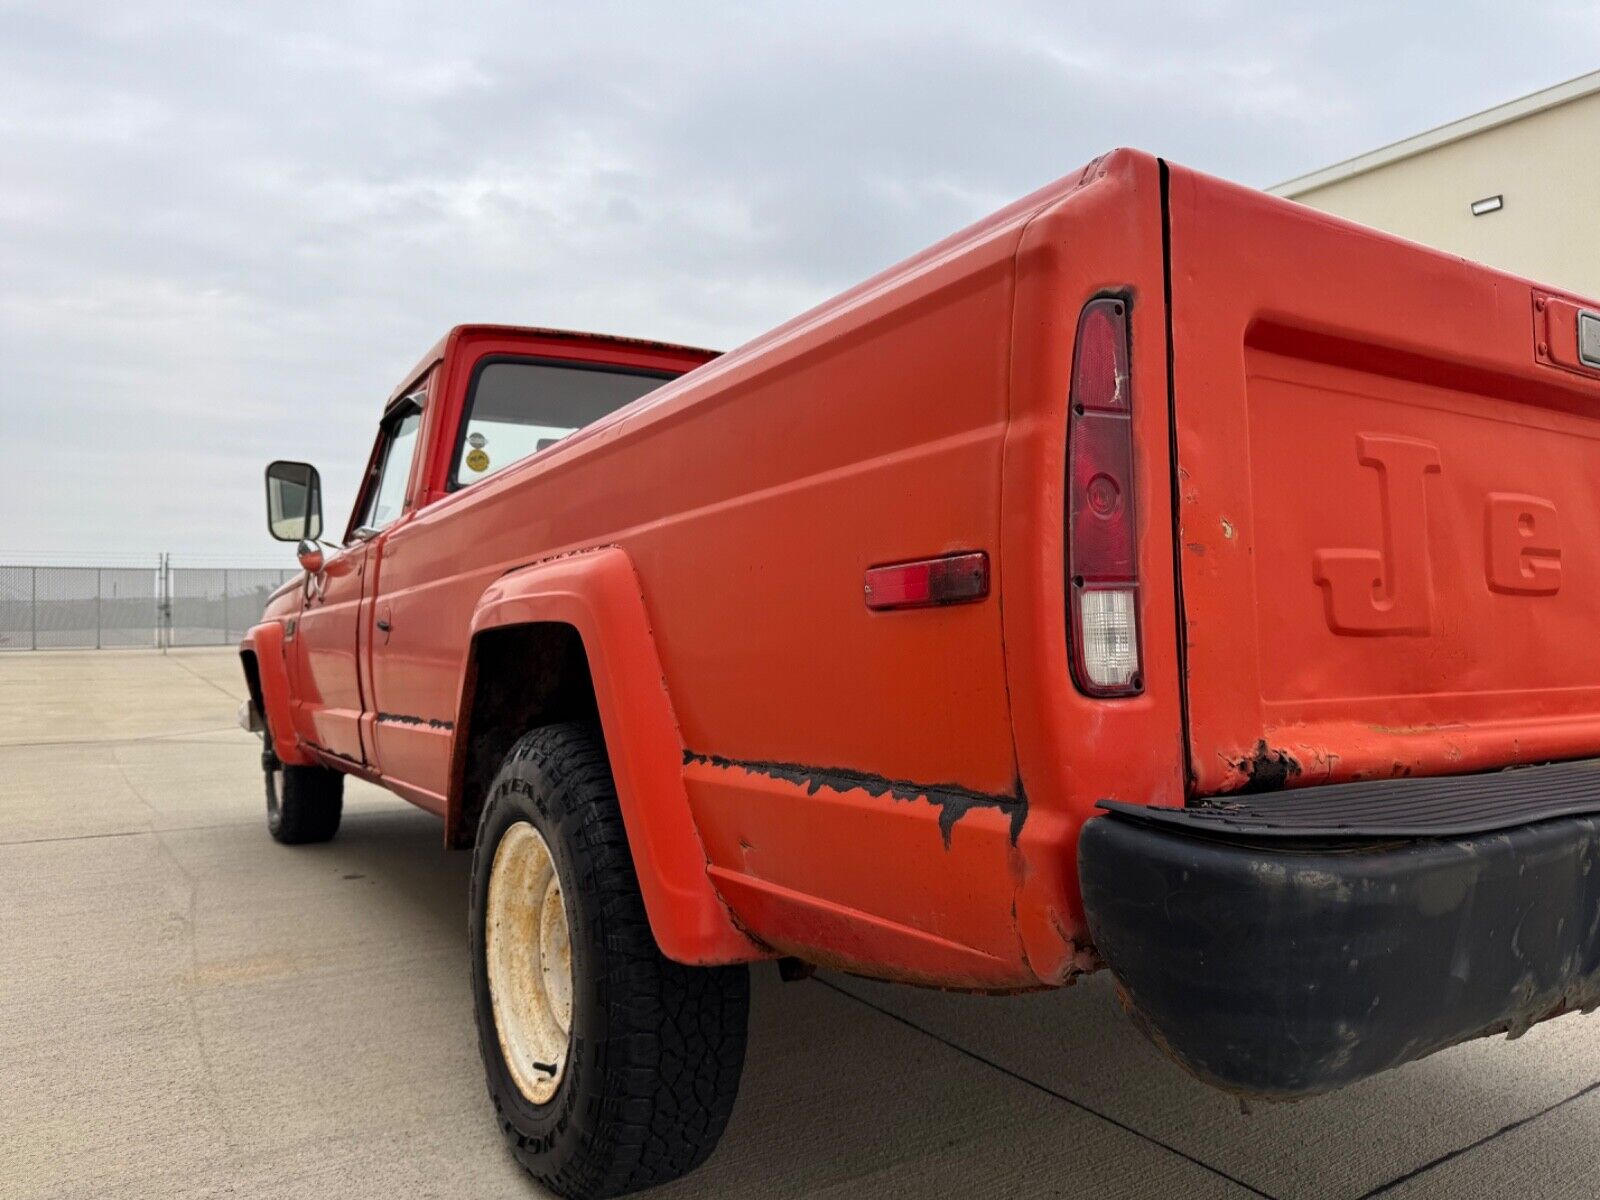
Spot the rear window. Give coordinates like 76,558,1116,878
452,359,673,487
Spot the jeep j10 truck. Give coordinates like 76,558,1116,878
241,149,1600,1198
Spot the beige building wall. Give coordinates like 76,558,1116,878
1273,79,1600,301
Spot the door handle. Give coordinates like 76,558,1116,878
375,617,392,632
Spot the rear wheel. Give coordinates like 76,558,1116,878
263,735,343,844
470,723,749,1200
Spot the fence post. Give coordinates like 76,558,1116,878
30,567,37,651
96,568,102,650
222,569,230,646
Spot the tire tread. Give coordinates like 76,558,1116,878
268,761,343,844
470,723,748,1199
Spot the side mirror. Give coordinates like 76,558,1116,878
296,540,325,574
265,460,324,543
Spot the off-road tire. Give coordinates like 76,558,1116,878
470,723,750,1200
263,736,344,844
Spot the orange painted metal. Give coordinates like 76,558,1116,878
1166,165,1600,795
459,548,760,964
241,616,311,766
250,149,1600,987
1000,151,1185,984
292,538,372,764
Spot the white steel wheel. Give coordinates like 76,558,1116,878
486,820,573,1105
470,724,750,1198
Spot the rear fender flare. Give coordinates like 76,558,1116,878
450,546,761,965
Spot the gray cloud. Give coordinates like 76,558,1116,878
2,1,1596,561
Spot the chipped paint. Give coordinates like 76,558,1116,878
377,711,455,731
1220,739,1302,794
682,750,1026,847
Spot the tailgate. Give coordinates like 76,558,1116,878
1166,163,1600,794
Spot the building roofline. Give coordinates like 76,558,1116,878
1269,68,1600,197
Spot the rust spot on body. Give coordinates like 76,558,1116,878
1221,739,1302,794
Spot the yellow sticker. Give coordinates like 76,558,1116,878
465,448,490,473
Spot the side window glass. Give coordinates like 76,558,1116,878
357,408,422,535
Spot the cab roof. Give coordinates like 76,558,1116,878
387,324,721,408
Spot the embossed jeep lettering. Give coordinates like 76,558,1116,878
1313,433,1442,635
1313,433,1563,635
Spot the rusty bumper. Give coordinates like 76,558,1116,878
1079,764,1600,1099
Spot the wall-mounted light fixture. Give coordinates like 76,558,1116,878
1470,194,1504,216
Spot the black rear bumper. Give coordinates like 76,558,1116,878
1078,760,1600,1099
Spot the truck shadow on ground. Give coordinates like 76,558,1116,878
317,805,1596,1200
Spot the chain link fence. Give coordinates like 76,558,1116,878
0,563,297,651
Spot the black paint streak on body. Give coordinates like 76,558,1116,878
304,740,362,768
683,750,1026,847
377,711,455,731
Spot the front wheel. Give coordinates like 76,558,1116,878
470,723,749,1200
263,736,343,844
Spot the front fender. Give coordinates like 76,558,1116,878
241,621,310,766
453,546,761,966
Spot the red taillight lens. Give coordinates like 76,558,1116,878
1067,297,1141,696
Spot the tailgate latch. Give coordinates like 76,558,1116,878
1534,292,1600,374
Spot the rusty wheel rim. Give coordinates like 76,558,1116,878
486,820,572,1105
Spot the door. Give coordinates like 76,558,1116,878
292,400,424,765
364,353,685,802
290,540,372,763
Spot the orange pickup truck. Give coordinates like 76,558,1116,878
242,148,1600,1198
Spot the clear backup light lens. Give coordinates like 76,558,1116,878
1077,587,1139,689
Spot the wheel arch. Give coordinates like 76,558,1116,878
240,621,310,765
445,620,599,851
447,546,763,966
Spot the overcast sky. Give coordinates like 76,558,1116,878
3,2,1597,564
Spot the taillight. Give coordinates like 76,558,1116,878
1067,297,1141,696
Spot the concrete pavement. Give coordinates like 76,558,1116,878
3,648,1598,1198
